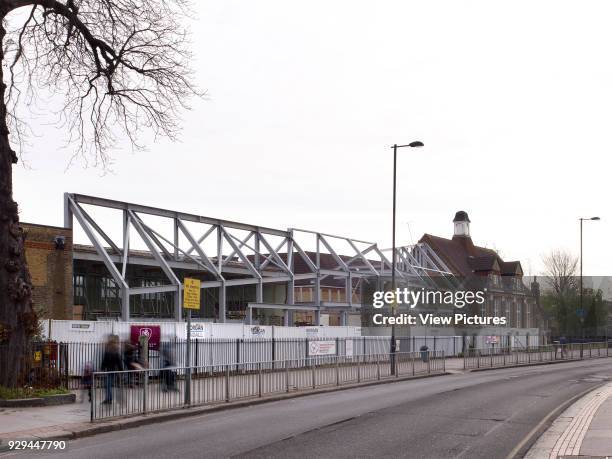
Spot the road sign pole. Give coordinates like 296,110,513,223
185,309,191,406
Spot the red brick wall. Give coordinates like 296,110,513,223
22,223,73,319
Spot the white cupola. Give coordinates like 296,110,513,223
453,211,470,237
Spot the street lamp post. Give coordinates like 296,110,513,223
390,141,424,375
579,216,600,343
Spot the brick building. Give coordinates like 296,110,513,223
22,222,73,320
418,211,542,330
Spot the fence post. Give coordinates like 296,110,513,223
312,360,316,389
63,343,69,388
357,355,361,383
90,374,95,422
272,337,276,370
428,352,431,373
285,361,290,393
258,362,262,398
503,349,506,366
143,370,148,414
236,339,240,372
377,356,380,380
443,351,446,373
336,357,340,386
395,351,399,378
225,365,230,402
412,352,415,376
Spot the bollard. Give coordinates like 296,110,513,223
412,353,415,376
357,356,361,383
376,357,380,380
286,362,290,393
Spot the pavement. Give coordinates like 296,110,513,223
525,381,612,458
1,358,612,458
0,354,578,442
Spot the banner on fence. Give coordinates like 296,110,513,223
345,339,354,357
130,325,161,350
485,336,499,345
309,340,336,356
249,326,267,338
187,323,206,339
69,321,95,331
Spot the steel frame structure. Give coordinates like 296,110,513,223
65,193,454,324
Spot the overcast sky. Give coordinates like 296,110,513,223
12,0,611,275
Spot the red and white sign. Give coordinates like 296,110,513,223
130,325,161,350
309,340,337,356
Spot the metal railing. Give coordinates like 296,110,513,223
91,350,445,421
463,342,609,370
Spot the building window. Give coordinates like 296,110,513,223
505,299,511,326
74,274,85,299
526,303,531,328
494,297,500,317
101,277,118,299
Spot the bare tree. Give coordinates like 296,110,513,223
0,0,198,387
541,249,578,295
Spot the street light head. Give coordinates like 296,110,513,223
591,217,601,220
408,141,424,148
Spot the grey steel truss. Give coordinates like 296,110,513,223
64,193,454,324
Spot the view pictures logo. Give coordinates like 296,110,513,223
372,288,486,309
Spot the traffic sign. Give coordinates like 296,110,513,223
183,278,201,309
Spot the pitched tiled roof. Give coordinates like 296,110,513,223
418,233,522,278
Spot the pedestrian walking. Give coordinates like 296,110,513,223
101,335,123,404
559,336,568,358
81,361,93,403
161,345,177,392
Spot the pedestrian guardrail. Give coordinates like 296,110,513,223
90,350,445,421
463,341,609,370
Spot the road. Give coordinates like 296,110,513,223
5,358,612,459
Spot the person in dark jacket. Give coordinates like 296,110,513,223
101,335,123,403
161,345,177,392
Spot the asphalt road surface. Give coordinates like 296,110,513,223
5,358,612,459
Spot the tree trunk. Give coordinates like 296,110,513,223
0,20,37,388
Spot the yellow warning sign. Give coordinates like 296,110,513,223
183,278,201,310
34,351,42,362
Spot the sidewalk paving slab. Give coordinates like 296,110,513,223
525,383,612,458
